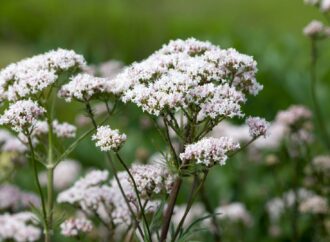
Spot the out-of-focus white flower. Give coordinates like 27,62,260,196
92,125,126,152
114,38,261,119
52,120,76,138
321,0,330,12
58,73,116,102
246,116,270,138
0,212,41,242
32,120,76,139
60,218,93,237
303,20,325,37
0,49,86,101
39,159,81,191
312,155,330,173
99,60,124,78
299,195,328,214
0,100,45,133
180,137,240,167
216,202,253,226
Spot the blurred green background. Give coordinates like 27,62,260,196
1,0,330,241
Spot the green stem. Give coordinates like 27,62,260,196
115,153,153,242
310,39,330,150
27,135,49,241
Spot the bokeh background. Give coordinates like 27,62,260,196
1,0,329,241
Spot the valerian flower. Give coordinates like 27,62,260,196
0,100,46,133
180,137,240,167
60,218,93,237
92,125,126,152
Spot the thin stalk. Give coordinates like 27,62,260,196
171,172,208,242
310,39,330,150
85,102,145,239
27,135,49,241
160,177,182,242
163,118,180,168
115,153,153,242
46,97,56,241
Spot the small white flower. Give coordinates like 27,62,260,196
246,116,270,138
321,0,330,12
0,212,41,242
60,218,93,237
180,137,240,167
0,100,46,133
299,195,328,214
303,20,324,37
312,155,330,172
92,125,126,152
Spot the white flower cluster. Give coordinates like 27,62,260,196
33,120,76,138
299,195,329,214
58,73,116,102
60,217,93,237
0,212,41,242
246,116,270,138
58,170,134,225
129,163,175,198
0,48,86,101
303,20,330,38
216,202,253,226
312,155,330,173
0,100,45,133
39,159,81,191
57,170,110,212
0,184,40,211
180,137,240,166
114,38,262,119
92,125,127,152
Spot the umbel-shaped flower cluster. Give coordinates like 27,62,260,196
114,38,262,120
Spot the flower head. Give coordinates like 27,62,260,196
0,49,86,101
299,195,328,214
0,212,41,242
129,163,175,198
58,73,116,102
92,125,126,152
0,100,45,133
180,137,240,167
246,116,270,138
60,218,93,237
114,38,261,120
